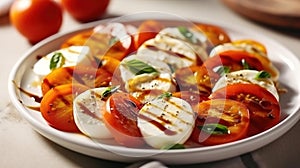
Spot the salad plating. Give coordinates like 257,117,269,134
29,20,283,149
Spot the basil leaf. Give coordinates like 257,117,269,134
241,59,251,70
215,66,230,76
158,92,172,99
49,52,65,70
161,144,185,150
123,59,158,75
198,123,229,135
101,86,120,99
255,71,271,79
178,26,197,44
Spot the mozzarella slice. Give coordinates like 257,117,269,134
138,39,193,70
137,96,195,149
158,27,210,60
212,70,279,100
158,27,208,48
119,54,176,103
137,27,209,70
73,87,113,139
33,46,90,76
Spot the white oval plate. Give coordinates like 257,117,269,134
8,16,300,164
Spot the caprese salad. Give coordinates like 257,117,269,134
31,20,283,149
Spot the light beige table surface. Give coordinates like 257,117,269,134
1,0,300,167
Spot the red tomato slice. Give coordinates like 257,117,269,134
204,50,264,72
172,91,209,112
191,99,250,146
103,92,145,147
134,20,164,48
41,66,112,95
175,65,220,97
40,84,89,132
205,50,279,80
194,23,231,46
210,84,281,136
92,23,137,60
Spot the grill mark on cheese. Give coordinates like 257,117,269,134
138,113,177,136
77,102,103,121
139,98,194,135
144,44,195,63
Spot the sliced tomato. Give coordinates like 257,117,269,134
41,66,112,95
61,23,136,60
134,20,164,48
95,56,120,74
210,84,281,136
60,30,93,48
232,39,267,55
175,65,220,97
172,91,209,112
194,23,231,46
40,84,89,132
191,99,250,146
103,92,145,147
204,50,264,72
205,50,279,80
91,23,137,60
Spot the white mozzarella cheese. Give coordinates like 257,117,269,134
212,70,279,100
158,27,208,47
119,54,176,102
137,96,196,149
73,87,113,139
137,27,209,70
138,39,193,70
157,27,209,60
33,46,90,76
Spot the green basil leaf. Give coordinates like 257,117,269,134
158,92,172,99
49,52,65,70
101,85,120,99
178,26,197,44
215,66,230,76
123,59,158,75
255,71,271,79
161,144,185,150
198,123,229,135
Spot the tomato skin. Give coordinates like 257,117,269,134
10,0,63,44
204,50,265,73
40,84,89,132
103,92,145,147
191,99,250,146
61,0,110,22
232,39,267,55
134,20,164,49
60,30,94,48
205,50,279,80
210,84,281,136
174,65,220,97
195,23,231,46
41,66,112,95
